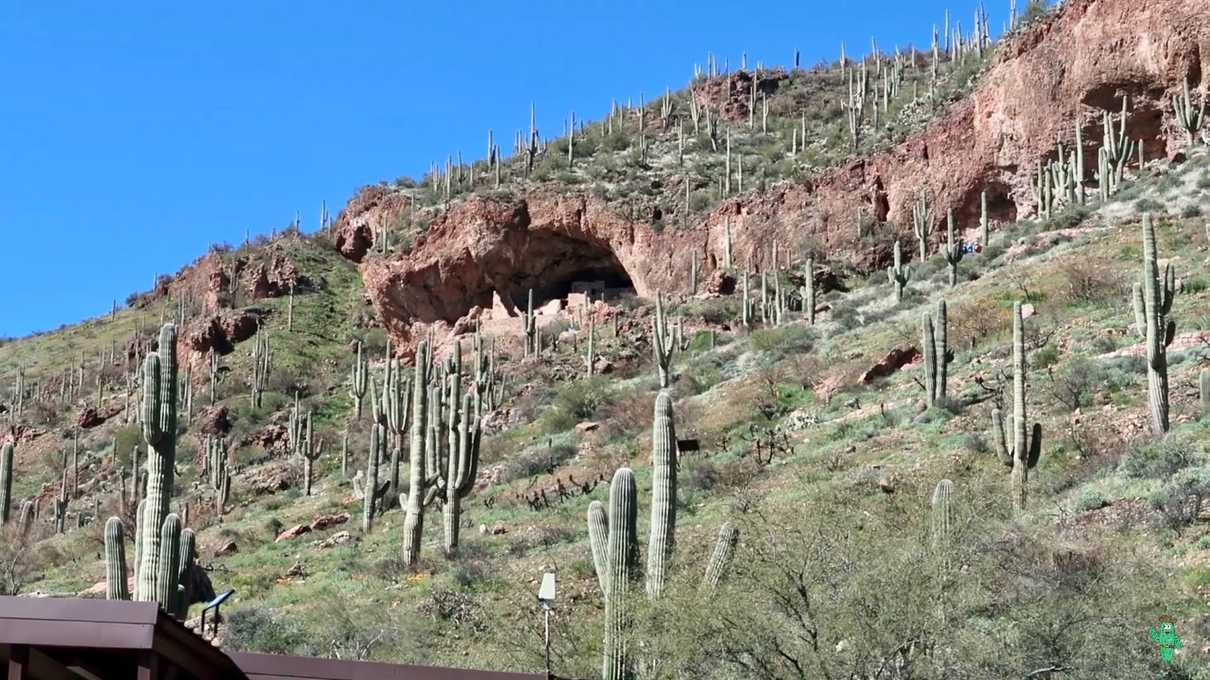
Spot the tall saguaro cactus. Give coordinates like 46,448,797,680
104,516,129,600
802,256,816,325
383,358,412,496
135,324,180,608
887,240,912,303
1173,77,1205,145
600,468,638,680
349,340,369,420
941,210,964,286
0,442,12,525
1200,368,1209,416
991,303,1043,515
523,289,538,358
912,192,934,260
930,479,954,550
646,391,677,599
250,328,271,409
1132,215,1181,436
402,341,432,566
701,522,738,590
438,390,481,556
653,293,676,388
922,300,950,407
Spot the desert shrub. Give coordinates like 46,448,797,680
1134,197,1164,213
1057,257,1124,304
962,432,990,456
1119,438,1195,479
500,442,577,482
1040,205,1091,231
226,607,304,654
540,377,616,432
749,325,814,361
1046,357,1106,411
1182,204,1203,218
1073,487,1109,512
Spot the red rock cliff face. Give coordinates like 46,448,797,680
338,0,1208,353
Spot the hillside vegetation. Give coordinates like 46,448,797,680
1,2,1209,679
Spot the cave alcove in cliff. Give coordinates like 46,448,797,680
507,232,635,309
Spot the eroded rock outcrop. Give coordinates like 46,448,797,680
337,0,1209,353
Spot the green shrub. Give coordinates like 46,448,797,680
1134,197,1164,214
1073,487,1108,512
226,607,304,654
540,377,616,432
1119,438,1194,479
750,325,814,361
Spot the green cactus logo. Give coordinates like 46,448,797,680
1149,616,1183,664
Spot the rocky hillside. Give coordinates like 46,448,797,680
1,0,1209,677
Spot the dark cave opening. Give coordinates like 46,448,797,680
505,234,636,311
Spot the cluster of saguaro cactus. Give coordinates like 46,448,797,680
586,391,738,679
349,340,369,420
1173,77,1205,144
941,211,964,286
134,324,184,610
652,293,677,388
1097,97,1137,200
396,336,485,560
0,442,11,525
364,415,386,533
991,303,1042,516
108,509,194,617
1132,215,1181,435
887,240,912,303
921,300,950,406
250,327,272,409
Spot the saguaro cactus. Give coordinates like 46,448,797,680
523,289,538,358
646,391,677,599
887,240,911,303
601,468,638,680
301,413,324,496
364,421,385,532
991,303,1043,515
1132,215,1181,435
802,256,817,325
941,210,964,286
653,293,676,388
1200,368,1209,416
154,513,182,614
135,324,180,609
250,328,271,408
922,300,950,407
912,193,934,260
104,517,129,600
438,390,481,556
701,522,738,590
349,340,368,420
402,341,432,566
0,442,12,524
1173,77,1205,145
383,358,412,496
930,479,954,550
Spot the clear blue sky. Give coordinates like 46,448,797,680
0,0,1008,338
